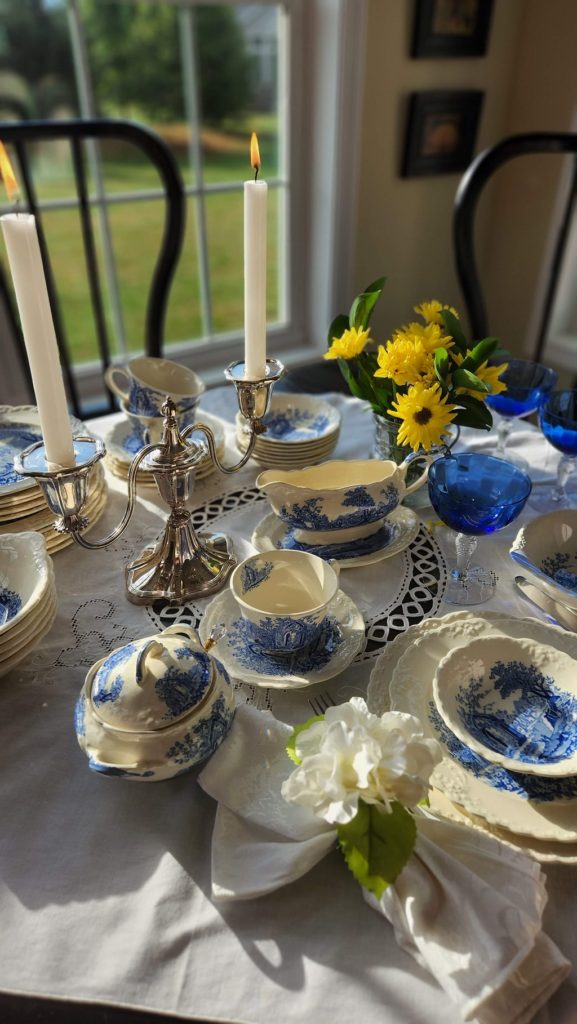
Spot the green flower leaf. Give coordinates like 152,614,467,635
452,367,490,393
460,337,500,372
337,799,417,899
286,716,324,765
337,358,364,399
434,346,450,386
327,313,351,348
440,309,467,354
453,394,493,430
349,277,386,330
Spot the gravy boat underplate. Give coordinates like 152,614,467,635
256,455,431,540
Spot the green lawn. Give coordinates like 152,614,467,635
2,122,280,364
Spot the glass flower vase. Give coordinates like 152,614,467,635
372,413,460,509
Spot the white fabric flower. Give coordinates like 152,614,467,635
281,698,442,825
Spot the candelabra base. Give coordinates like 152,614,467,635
125,512,236,605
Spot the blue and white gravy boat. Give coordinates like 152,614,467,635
230,549,340,654
256,455,431,542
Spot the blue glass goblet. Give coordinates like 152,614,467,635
531,390,577,511
486,359,557,472
429,453,532,605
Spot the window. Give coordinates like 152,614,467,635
0,0,366,407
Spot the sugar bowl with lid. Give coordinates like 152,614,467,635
75,624,235,781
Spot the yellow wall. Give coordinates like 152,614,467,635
352,0,577,358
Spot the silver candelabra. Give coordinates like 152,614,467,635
15,358,285,605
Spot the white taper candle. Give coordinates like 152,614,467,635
243,133,267,380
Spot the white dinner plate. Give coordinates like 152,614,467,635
369,612,577,843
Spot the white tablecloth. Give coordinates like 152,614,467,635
0,389,575,1023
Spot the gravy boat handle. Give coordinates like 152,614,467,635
398,451,433,495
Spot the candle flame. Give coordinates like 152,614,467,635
0,142,19,202
250,132,261,179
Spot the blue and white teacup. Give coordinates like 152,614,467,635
230,550,340,654
121,402,198,446
105,356,205,418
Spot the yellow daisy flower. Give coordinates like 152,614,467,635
324,326,371,361
401,321,453,353
453,352,508,396
414,300,459,326
389,381,457,452
374,335,434,387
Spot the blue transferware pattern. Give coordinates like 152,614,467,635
154,657,212,721
87,759,156,779
277,521,393,561
74,693,87,738
428,703,577,801
240,560,273,594
455,659,577,765
128,381,163,418
542,551,577,592
0,586,22,626
264,409,331,441
92,643,137,706
165,693,234,765
279,483,398,531
244,613,323,653
121,407,199,452
226,615,343,676
0,426,42,487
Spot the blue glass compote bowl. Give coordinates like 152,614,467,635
486,359,557,472
530,390,577,511
429,453,532,605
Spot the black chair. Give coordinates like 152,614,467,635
454,131,577,361
0,118,186,417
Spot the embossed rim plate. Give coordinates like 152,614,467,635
105,410,226,467
0,596,57,678
236,393,340,446
0,589,57,657
368,612,577,843
199,587,365,688
251,506,419,567
433,635,577,777
0,405,88,497
0,532,54,634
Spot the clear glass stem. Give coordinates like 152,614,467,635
452,532,478,584
496,416,513,458
551,456,576,504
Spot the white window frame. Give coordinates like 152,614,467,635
0,0,368,406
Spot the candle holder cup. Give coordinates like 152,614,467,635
15,358,285,605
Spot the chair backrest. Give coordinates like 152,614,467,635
0,118,186,417
453,132,577,361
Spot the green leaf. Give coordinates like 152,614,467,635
337,799,417,899
452,368,490,393
349,277,386,330
327,313,351,349
440,309,468,354
453,394,493,430
286,716,324,765
460,337,500,372
434,346,450,386
337,358,364,399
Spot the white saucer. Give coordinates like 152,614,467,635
199,587,365,689
105,410,225,467
251,506,420,567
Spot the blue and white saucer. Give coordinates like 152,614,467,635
251,506,419,567
105,410,226,481
0,405,86,498
199,588,365,688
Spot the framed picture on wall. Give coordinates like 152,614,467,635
402,90,484,177
412,0,494,58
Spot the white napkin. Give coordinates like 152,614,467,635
198,705,570,1024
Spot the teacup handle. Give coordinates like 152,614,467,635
398,451,433,495
328,558,341,579
104,365,131,401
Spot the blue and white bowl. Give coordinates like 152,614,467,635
75,624,235,781
510,510,577,611
0,532,53,634
433,635,577,777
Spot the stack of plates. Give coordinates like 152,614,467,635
0,532,57,677
0,406,107,554
236,394,340,469
368,611,577,863
105,411,226,486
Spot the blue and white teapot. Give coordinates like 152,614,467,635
75,624,235,781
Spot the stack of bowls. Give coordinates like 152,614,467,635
236,393,341,469
510,510,577,610
0,405,106,554
0,532,57,677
